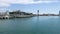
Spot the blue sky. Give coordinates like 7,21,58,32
0,0,60,14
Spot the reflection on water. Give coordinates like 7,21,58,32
0,16,60,34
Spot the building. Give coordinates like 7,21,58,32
9,10,33,18
37,10,39,16
59,11,60,16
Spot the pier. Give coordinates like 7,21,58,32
0,16,9,19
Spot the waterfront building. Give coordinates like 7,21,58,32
37,10,39,16
9,10,33,18
59,11,60,16
9,10,32,15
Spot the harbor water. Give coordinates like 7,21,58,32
0,16,60,34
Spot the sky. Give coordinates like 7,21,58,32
0,0,60,14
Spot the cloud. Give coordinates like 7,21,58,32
0,2,10,7
0,0,59,7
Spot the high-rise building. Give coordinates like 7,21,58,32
59,11,60,16
37,10,39,16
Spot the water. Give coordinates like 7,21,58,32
0,16,60,34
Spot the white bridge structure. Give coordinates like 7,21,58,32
0,11,10,19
